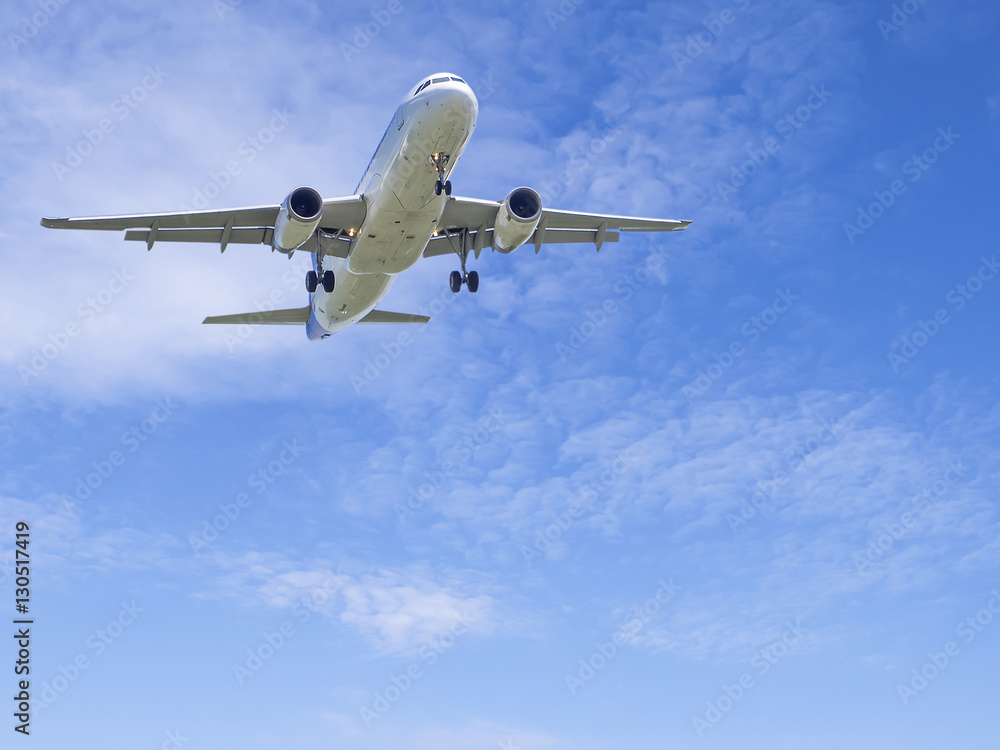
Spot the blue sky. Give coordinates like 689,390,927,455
2,0,999,747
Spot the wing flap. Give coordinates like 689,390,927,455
202,306,311,325
124,227,273,246
539,207,690,232
422,229,620,258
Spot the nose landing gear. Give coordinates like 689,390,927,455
430,152,452,196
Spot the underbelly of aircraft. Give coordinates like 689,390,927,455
311,257,394,334
346,206,437,275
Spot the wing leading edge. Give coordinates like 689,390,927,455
426,195,690,258
41,196,367,254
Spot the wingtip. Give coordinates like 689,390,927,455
40,217,59,228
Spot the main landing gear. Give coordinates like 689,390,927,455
447,229,479,294
450,269,478,293
431,152,452,196
306,261,335,294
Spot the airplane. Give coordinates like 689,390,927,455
42,73,691,340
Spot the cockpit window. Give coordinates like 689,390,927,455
415,76,466,97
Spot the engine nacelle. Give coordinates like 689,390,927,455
493,187,542,253
273,186,323,253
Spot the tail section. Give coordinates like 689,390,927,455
203,306,429,329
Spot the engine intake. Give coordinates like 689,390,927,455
273,186,323,253
493,187,542,253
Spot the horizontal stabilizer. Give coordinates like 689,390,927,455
203,306,310,325
358,309,430,324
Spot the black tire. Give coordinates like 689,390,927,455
305,271,318,293
322,270,336,293
434,180,443,196
449,271,463,293
445,180,452,196
467,270,479,293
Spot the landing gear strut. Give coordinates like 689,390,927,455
446,229,478,293
431,152,452,196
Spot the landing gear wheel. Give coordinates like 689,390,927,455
467,270,479,293
305,270,318,293
449,270,463,293
435,180,443,196
322,270,336,293
445,180,452,196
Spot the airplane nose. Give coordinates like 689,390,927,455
448,88,477,127
426,86,477,126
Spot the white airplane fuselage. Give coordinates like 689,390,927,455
306,75,477,339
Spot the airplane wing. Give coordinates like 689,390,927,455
41,196,367,254
425,195,690,258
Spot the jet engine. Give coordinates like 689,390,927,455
492,187,542,253
273,186,323,253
